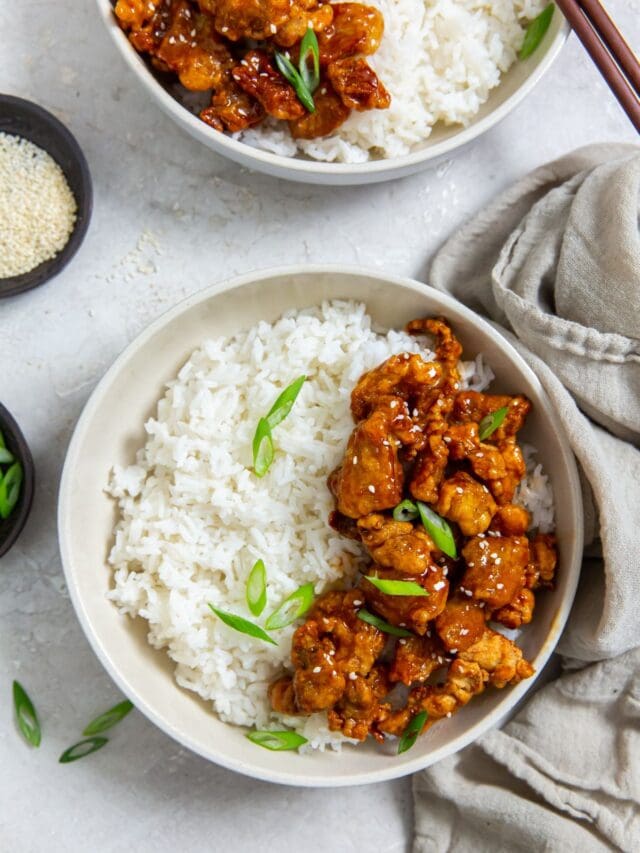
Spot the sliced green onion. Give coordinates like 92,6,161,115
357,609,413,637
519,3,555,60
0,447,14,464
0,461,23,519
274,51,316,113
266,375,307,430
397,710,428,754
59,737,108,763
246,559,267,618
246,730,308,751
208,604,277,645
393,499,419,522
265,583,315,630
252,417,274,478
478,405,509,441
83,700,134,736
364,576,429,597
299,28,320,94
416,501,457,559
13,681,41,747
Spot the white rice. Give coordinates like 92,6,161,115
238,0,546,163
107,301,553,749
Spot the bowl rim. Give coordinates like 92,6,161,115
95,0,570,181
0,94,93,299
0,401,36,558
58,264,583,786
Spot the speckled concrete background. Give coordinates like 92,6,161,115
1,1,638,850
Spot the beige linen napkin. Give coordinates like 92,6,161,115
413,144,640,852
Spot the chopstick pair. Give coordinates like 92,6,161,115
554,0,640,132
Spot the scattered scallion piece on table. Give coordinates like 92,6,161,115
416,501,457,559
13,681,41,747
0,461,23,519
246,558,268,617
251,376,307,477
299,28,321,94
519,3,555,60
59,737,109,764
357,608,413,637
274,42,318,113
397,710,428,754
265,582,315,630
393,499,419,522
208,604,278,645
364,576,429,597
83,699,134,737
478,405,509,441
246,730,308,751
252,417,274,478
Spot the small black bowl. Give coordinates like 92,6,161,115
0,94,93,299
0,403,35,559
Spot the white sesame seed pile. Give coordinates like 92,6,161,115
0,132,77,278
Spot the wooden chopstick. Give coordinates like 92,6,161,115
554,0,640,133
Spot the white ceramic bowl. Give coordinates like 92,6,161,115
96,1,569,185
58,266,583,786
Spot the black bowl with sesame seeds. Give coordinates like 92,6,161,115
0,402,35,558
0,94,93,299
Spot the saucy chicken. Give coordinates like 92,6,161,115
270,317,558,749
114,0,390,140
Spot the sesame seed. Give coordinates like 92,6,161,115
467,562,475,567
412,408,419,417
353,455,358,464
446,711,452,718
353,599,362,606
390,400,397,408
496,583,505,589
426,630,431,637
399,639,407,645
368,485,375,493
450,648,458,654
348,672,357,680
456,487,464,494
460,628,469,635
433,581,446,590
465,589,473,597
313,666,321,673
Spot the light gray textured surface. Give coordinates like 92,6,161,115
0,0,637,850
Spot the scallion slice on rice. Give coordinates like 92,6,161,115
208,604,277,645
265,583,315,630
252,417,274,478
246,559,268,617
246,730,308,751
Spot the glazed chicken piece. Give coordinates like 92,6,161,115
453,390,531,440
281,590,386,714
328,407,404,518
407,317,463,376
115,0,160,29
409,433,449,504
434,595,487,653
288,84,351,138
492,588,536,629
388,634,447,686
458,627,534,689
489,439,527,505
445,422,507,481
489,504,531,536
361,565,449,635
460,533,529,610
526,533,558,590
356,513,436,575
318,3,384,64
327,665,390,741
274,2,334,47
200,84,265,132
198,0,292,41
350,352,443,422
327,57,390,110
232,50,306,119
436,471,497,537
380,658,487,736
269,675,299,715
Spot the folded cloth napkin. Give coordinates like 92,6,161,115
413,144,640,853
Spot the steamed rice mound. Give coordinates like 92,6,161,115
107,302,554,750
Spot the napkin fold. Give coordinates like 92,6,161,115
413,143,640,852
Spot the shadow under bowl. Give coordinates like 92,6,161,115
0,94,93,299
0,402,35,559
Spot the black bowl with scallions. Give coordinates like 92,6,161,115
0,403,35,558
